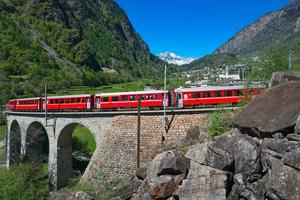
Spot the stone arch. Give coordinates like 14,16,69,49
9,120,21,164
57,123,97,188
25,121,49,164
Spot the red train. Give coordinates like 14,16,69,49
7,85,265,112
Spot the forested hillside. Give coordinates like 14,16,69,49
0,0,167,104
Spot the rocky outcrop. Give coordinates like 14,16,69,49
110,81,300,200
215,1,300,54
235,81,300,137
270,72,300,87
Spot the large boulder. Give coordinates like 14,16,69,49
185,142,234,171
177,160,232,200
282,148,300,170
235,81,300,136
145,151,187,199
231,136,260,174
266,156,300,200
295,116,300,134
270,72,300,87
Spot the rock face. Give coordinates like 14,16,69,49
270,72,300,87
215,1,300,54
295,116,300,134
235,81,300,136
145,151,187,199
176,161,231,200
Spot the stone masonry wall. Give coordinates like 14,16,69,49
83,113,210,184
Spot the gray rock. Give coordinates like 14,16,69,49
136,167,147,180
177,161,231,200
266,156,300,200
186,142,234,171
282,148,300,170
118,177,143,200
232,136,259,173
270,72,300,87
295,116,300,134
262,138,289,157
235,81,300,136
146,151,187,199
287,133,300,141
75,191,95,200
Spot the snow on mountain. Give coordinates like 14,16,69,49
159,52,196,65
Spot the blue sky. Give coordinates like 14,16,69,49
116,0,289,59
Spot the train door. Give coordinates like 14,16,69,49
96,97,100,109
87,98,91,110
177,93,183,108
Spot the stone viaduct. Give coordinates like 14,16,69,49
4,109,219,190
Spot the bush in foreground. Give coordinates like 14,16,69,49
208,110,232,137
0,164,48,200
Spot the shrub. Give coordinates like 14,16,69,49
0,164,48,200
208,110,231,137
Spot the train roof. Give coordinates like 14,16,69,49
174,85,265,93
10,97,41,101
45,94,91,99
95,90,166,97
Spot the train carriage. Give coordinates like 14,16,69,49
9,97,42,111
173,85,265,108
94,90,169,110
44,94,93,111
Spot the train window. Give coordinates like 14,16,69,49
215,91,222,97
60,99,64,103
234,90,242,96
148,95,153,100
76,98,81,103
224,91,232,97
192,92,200,98
141,95,145,100
71,98,75,103
102,97,109,102
130,96,136,101
155,95,159,100
122,96,128,101
204,92,211,98
50,99,54,104
112,96,119,101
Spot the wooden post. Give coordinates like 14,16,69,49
137,96,141,169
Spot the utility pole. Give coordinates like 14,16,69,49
45,84,47,127
163,65,167,133
136,96,141,169
289,48,294,71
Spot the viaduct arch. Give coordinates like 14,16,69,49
4,110,213,191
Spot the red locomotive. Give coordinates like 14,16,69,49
7,85,265,112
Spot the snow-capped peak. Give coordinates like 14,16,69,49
159,52,196,66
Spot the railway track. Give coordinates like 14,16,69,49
5,106,238,117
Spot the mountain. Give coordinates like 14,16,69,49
159,52,195,66
186,0,300,73
0,0,167,102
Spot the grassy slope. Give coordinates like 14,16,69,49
61,81,146,95
0,125,5,141
73,125,96,153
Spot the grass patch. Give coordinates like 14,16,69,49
0,125,5,141
0,164,48,200
53,81,146,96
208,110,232,137
72,125,96,153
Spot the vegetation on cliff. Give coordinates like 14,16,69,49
0,0,170,105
